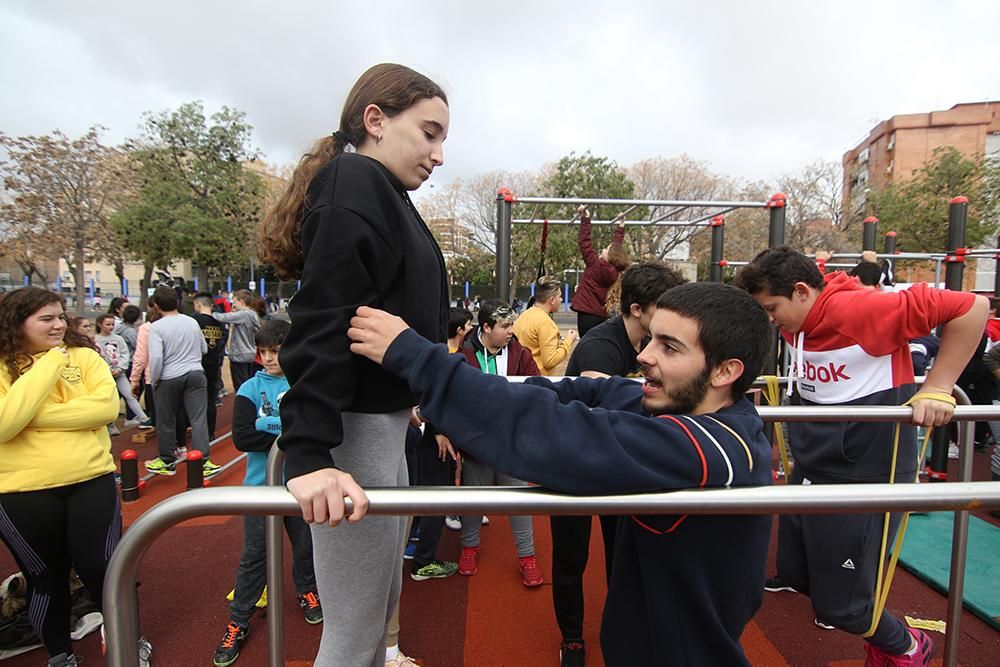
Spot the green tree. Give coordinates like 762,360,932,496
868,147,999,252
125,102,265,288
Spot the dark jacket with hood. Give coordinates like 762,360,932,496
460,327,540,377
382,328,773,666
278,153,449,480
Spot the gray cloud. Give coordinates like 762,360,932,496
2,0,998,192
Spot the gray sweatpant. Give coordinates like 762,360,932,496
153,370,209,461
460,457,535,557
310,409,409,667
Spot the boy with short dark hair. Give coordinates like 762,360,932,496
193,292,228,439
213,319,321,667
347,282,775,666
735,246,987,666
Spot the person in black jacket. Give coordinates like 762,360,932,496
257,63,449,667
347,282,775,667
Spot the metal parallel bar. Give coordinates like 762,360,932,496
688,206,738,224
265,445,284,667
511,218,710,227
107,400,1000,667
945,415,973,667
650,205,692,222
106,483,1000,667
512,196,769,208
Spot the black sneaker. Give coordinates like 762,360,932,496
298,591,323,625
764,576,798,593
560,640,585,667
213,622,248,667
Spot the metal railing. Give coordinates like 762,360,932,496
105,401,1000,667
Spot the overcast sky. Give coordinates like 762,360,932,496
3,0,998,194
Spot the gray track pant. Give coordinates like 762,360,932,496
310,409,409,667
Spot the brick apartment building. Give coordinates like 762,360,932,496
427,217,469,260
842,101,1000,218
841,102,1000,291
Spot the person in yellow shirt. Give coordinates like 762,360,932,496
0,287,151,667
513,275,578,376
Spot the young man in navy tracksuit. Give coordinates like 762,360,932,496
347,282,775,666
736,247,987,667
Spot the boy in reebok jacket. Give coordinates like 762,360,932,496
347,283,774,667
736,247,987,666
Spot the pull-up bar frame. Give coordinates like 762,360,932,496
495,191,784,301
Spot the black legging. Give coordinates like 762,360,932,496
0,473,120,658
576,312,607,339
549,514,618,642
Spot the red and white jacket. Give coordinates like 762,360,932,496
782,272,975,482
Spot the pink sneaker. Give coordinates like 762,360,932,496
864,628,933,667
519,555,544,587
458,546,479,575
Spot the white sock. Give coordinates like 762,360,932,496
903,636,919,656
385,645,399,661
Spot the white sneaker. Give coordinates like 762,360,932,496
445,515,461,531
948,443,960,460
124,418,146,429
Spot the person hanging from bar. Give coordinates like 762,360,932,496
570,205,629,338
735,247,987,667
345,282,775,667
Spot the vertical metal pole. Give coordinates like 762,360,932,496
767,193,786,249
265,445,285,667
765,194,787,379
862,216,879,252
496,189,513,302
994,233,1000,298
943,387,973,667
931,197,969,477
709,216,725,282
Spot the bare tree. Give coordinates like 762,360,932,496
627,155,739,261
776,159,848,252
0,127,126,312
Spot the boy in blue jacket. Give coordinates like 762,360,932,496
344,282,774,667
212,320,321,667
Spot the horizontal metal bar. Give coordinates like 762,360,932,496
512,219,709,227
688,206,738,224
122,481,1000,520
512,196,769,208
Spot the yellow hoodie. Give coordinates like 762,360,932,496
0,346,118,492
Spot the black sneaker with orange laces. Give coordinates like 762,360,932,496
213,621,248,667
298,590,323,624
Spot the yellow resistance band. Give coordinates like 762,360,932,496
861,391,955,638
762,376,793,479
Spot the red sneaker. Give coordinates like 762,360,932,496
519,555,543,587
458,546,479,575
864,628,933,667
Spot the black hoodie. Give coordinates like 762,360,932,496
278,153,448,479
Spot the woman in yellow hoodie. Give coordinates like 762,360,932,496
0,287,142,667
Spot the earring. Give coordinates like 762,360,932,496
376,134,383,145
